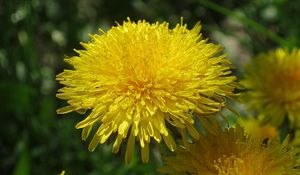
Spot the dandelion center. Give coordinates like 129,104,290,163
214,155,245,175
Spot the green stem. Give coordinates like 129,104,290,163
199,0,291,47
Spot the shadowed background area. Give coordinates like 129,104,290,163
0,0,299,174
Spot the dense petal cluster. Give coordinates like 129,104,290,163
56,18,236,163
159,125,300,175
242,48,300,127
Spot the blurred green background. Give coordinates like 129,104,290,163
0,0,299,174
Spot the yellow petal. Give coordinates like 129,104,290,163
81,125,92,140
163,134,176,151
112,134,123,153
88,134,100,152
75,116,98,129
118,120,131,138
125,131,135,164
56,106,74,114
186,124,199,140
141,142,149,163
180,129,188,147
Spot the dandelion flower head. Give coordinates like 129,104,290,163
159,125,300,175
56,18,236,163
242,48,300,127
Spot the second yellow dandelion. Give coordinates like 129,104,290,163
242,48,300,128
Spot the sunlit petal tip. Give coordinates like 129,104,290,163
56,106,74,114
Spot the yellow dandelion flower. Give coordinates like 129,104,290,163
159,125,300,175
242,48,300,128
237,117,278,140
56,18,236,163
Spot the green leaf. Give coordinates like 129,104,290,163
13,148,31,175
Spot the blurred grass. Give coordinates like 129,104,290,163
0,0,300,174
199,0,292,48
13,145,30,175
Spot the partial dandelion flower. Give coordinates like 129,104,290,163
159,125,300,175
290,131,300,147
56,18,236,163
289,130,300,148
237,117,278,140
241,48,300,128
58,170,65,175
